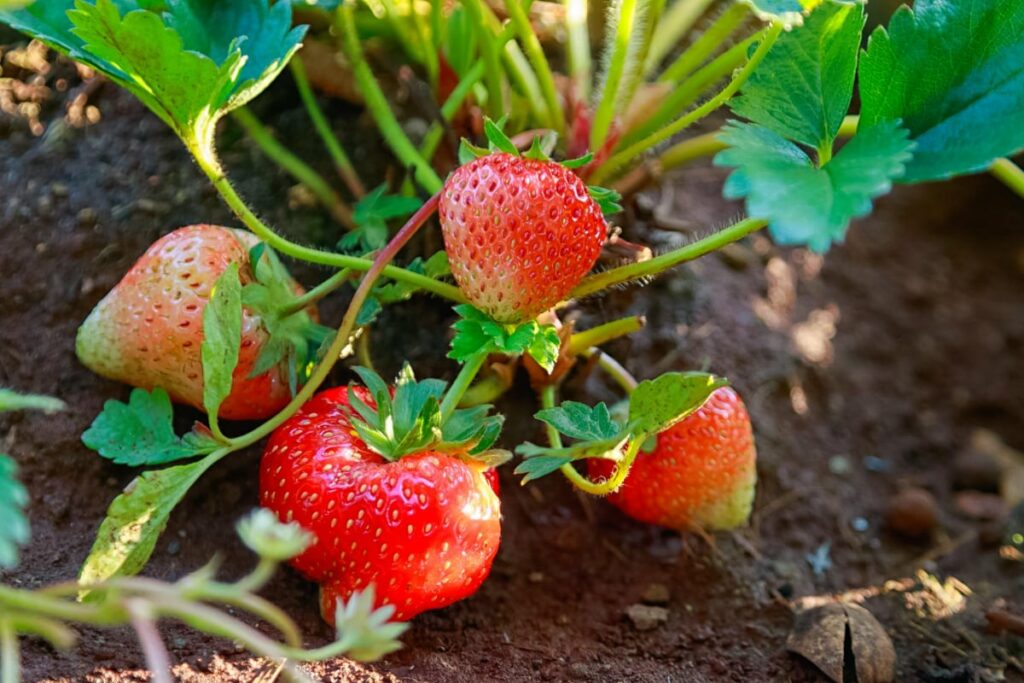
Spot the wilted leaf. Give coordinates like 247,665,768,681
787,603,896,683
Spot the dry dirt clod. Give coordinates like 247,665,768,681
626,604,669,631
886,488,938,539
787,603,896,683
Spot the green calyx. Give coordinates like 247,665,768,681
344,365,509,466
456,117,622,216
242,243,333,394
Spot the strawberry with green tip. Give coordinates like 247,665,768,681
439,151,608,323
76,224,324,420
259,366,506,623
588,387,757,531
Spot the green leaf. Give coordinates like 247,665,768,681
201,262,242,420
859,0,1024,182
82,388,220,466
448,305,561,366
458,138,489,165
731,2,865,151
483,116,517,155
333,586,409,662
79,451,221,590
628,371,729,436
715,120,914,252
561,152,593,169
0,389,65,413
342,185,424,253
535,401,620,442
513,452,573,484
0,0,306,151
0,454,29,569
587,185,623,216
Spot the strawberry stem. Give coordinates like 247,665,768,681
591,21,784,185
991,157,1024,199
227,194,442,451
290,58,366,199
586,350,639,395
570,216,768,297
278,269,353,318
566,316,646,355
439,352,489,422
230,107,354,228
189,148,463,303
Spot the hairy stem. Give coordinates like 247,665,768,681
231,108,353,228
228,194,441,451
189,150,463,302
658,2,749,83
593,21,783,184
0,620,18,683
566,316,646,355
563,0,591,101
566,436,644,496
571,217,768,297
336,3,443,193
290,59,366,198
590,0,642,151
127,602,173,683
990,157,1024,200
503,0,566,134
278,269,352,318
644,0,716,76
439,352,488,421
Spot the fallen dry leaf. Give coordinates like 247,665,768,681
787,603,896,683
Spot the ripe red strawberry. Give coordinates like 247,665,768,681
76,224,322,420
588,387,756,531
259,369,505,623
439,153,607,323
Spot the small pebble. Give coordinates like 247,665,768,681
641,582,671,605
626,604,669,631
527,571,544,583
851,517,870,532
886,487,938,539
77,207,98,227
828,455,851,475
863,455,891,472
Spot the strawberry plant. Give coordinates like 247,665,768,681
1,0,1023,678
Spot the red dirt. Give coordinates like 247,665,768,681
2,44,1023,682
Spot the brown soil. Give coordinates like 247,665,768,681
2,44,1024,683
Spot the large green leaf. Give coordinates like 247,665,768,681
859,0,1024,182
0,0,305,152
716,120,914,251
731,1,865,151
628,372,728,436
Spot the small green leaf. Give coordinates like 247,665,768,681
82,388,220,466
859,0,1024,182
587,185,623,216
483,116,517,155
513,452,573,484
561,152,593,169
342,185,424,253
526,325,561,373
333,585,409,662
0,389,65,413
628,371,729,436
535,402,620,442
448,305,561,365
715,120,914,251
79,451,222,590
458,138,489,165
0,454,29,569
730,2,865,151
201,263,242,419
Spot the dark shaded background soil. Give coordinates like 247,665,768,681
2,40,1023,682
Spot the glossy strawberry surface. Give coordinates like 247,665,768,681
439,153,606,323
589,387,756,531
76,225,309,420
259,387,502,623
